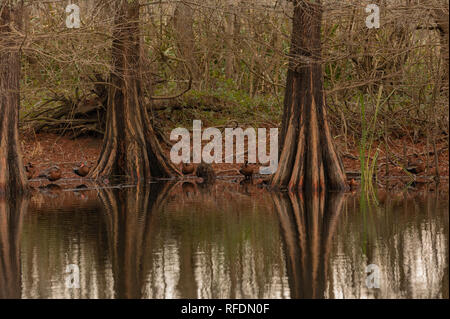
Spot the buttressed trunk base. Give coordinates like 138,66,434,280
271,1,348,193
0,4,28,198
89,1,181,182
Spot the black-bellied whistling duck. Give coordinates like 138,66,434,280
348,178,358,190
25,162,35,180
239,161,255,179
74,162,90,177
39,166,62,182
406,159,425,175
182,163,195,175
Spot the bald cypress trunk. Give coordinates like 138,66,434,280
434,7,449,91
173,2,198,80
271,1,347,192
90,1,181,181
0,2,28,198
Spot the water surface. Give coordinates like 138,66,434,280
0,181,448,299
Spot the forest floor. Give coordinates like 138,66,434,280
19,130,449,192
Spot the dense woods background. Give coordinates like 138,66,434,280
15,0,448,137
1,0,449,186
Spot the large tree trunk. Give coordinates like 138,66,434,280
271,1,347,192
90,0,181,181
173,1,199,81
0,2,28,198
434,6,449,91
224,1,239,79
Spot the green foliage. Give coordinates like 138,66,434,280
358,87,383,202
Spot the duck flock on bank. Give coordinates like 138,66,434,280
23,158,431,191
25,162,91,182
26,161,260,183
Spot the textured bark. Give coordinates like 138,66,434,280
90,1,181,181
271,1,347,192
434,7,449,89
173,2,199,80
0,3,28,198
272,191,344,298
224,2,239,79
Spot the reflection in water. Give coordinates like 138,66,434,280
0,183,447,299
272,192,345,299
146,183,289,299
99,182,176,299
0,197,27,298
328,192,449,299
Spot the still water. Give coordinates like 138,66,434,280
0,181,448,299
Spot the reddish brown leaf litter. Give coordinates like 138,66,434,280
20,131,448,191
20,132,102,180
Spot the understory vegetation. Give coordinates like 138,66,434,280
16,1,449,171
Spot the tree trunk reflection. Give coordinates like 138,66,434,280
0,196,27,298
99,182,176,299
272,191,345,299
